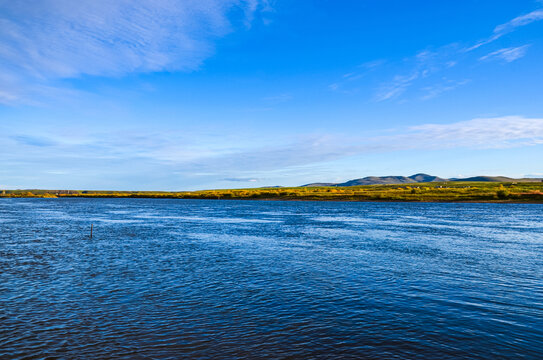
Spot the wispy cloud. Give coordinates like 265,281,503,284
375,72,420,101
3,116,542,187
0,90,19,105
162,116,543,168
467,9,543,51
494,9,543,36
372,47,456,102
421,79,471,100
223,177,259,182
399,116,543,149
0,0,269,104
335,7,542,102
479,45,530,62
329,59,385,93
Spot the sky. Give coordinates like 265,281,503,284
1,0,543,190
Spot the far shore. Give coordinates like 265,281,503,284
2,181,543,204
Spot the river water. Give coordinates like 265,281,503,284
1,198,542,359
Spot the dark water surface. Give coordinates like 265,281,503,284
1,199,542,359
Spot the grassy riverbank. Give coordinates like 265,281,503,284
2,181,543,203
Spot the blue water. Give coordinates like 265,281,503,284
1,199,542,359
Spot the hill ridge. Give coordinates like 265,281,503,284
302,174,542,187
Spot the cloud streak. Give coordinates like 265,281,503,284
399,116,543,149
468,9,543,51
421,79,470,100
494,10,543,37
223,178,259,182
0,0,267,104
479,45,530,62
375,72,419,101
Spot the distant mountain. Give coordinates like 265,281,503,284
408,173,447,182
336,176,416,186
301,173,542,187
451,176,543,182
301,182,338,187
302,173,440,187
450,176,514,182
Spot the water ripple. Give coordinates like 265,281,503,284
0,199,542,359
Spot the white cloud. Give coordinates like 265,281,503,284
3,116,542,180
479,45,530,62
0,0,267,104
402,116,543,149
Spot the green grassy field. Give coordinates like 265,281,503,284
2,181,543,202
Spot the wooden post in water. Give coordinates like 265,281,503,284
90,224,93,239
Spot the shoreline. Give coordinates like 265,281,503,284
2,181,542,204
2,195,543,204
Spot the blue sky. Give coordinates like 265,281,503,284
1,0,543,190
